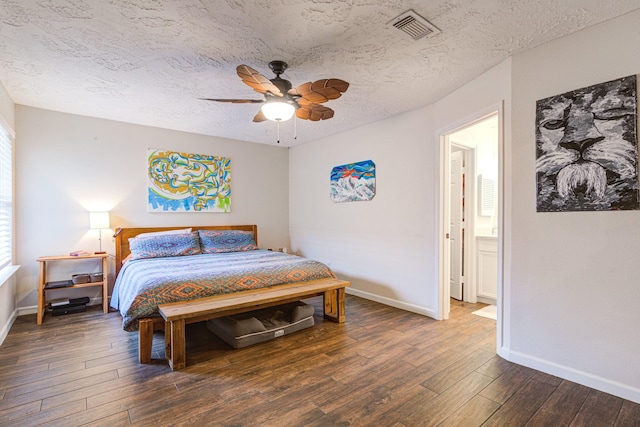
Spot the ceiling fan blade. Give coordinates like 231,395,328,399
253,109,268,123
237,65,283,97
200,98,264,103
296,97,313,107
290,79,349,104
296,104,335,121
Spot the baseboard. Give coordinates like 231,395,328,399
476,296,496,305
17,305,37,316
0,308,18,346
346,288,438,319
17,296,106,317
505,349,640,404
89,296,105,307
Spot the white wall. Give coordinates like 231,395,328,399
0,82,16,345
508,10,640,402
289,59,511,318
289,107,437,315
15,106,289,309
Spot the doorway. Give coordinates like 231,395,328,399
439,109,501,321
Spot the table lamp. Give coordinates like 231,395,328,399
89,211,110,254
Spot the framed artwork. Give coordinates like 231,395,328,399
536,75,638,212
147,149,231,212
330,160,376,203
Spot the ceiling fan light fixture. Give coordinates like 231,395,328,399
261,101,296,122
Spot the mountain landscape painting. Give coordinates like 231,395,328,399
330,160,376,203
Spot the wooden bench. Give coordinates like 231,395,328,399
156,278,350,370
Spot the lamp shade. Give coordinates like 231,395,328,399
89,211,110,229
261,101,295,122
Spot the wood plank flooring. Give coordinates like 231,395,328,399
1,296,639,426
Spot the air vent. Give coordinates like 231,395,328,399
388,9,441,41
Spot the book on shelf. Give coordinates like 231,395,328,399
69,250,91,256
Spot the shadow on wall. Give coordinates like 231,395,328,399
331,271,438,320
332,273,400,301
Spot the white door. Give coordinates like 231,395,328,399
450,150,464,300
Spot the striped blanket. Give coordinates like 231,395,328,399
110,250,336,331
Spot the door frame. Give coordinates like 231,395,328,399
437,102,504,354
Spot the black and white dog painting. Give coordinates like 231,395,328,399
536,75,639,212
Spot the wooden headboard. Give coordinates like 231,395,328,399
113,225,258,276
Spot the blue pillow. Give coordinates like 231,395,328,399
129,232,201,260
198,230,257,254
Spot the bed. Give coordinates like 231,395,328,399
111,225,348,365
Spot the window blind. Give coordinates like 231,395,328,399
0,123,13,269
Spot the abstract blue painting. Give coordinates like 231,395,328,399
330,160,376,203
148,149,231,212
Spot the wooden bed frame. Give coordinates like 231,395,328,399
113,225,349,368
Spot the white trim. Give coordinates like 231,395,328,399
437,134,451,320
495,101,507,359
0,264,19,288
507,350,640,405
0,308,18,346
89,296,107,307
18,305,38,316
346,288,437,319
17,296,107,317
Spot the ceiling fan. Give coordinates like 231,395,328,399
201,60,349,124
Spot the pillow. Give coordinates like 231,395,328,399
198,230,257,254
135,228,192,239
129,231,201,260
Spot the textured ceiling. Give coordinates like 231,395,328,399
1,0,639,146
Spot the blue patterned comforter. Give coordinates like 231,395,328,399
111,250,336,331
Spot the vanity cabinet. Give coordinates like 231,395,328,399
476,237,497,303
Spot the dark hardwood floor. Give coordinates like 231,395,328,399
1,296,639,426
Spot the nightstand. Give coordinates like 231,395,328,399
37,253,109,325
